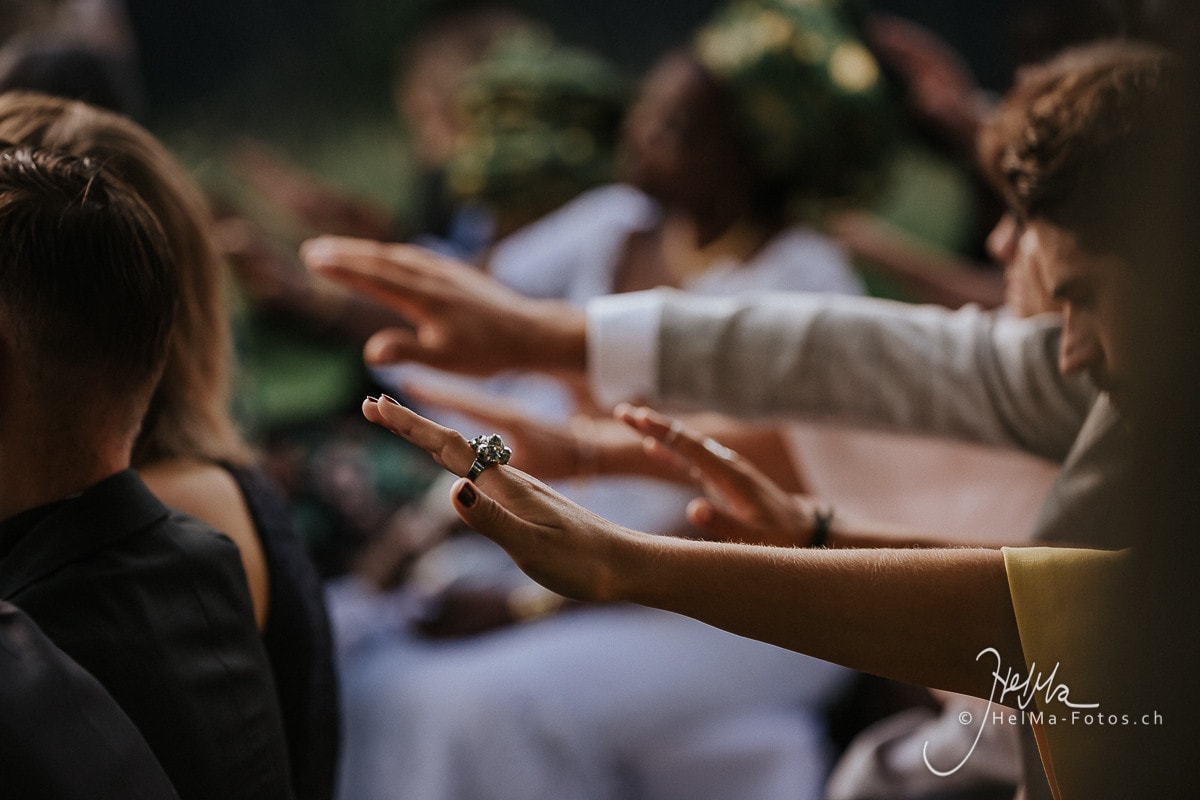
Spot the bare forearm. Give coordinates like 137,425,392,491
530,299,589,374
825,514,1017,550
614,537,1023,699
824,513,1082,550
591,425,664,477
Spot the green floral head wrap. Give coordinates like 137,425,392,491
694,0,898,209
445,29,630,224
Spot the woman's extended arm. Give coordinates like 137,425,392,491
362,395,1024,700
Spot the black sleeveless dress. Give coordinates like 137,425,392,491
224,463,340,800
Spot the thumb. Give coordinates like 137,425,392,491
450,477,526,547
365,327,425,366
687,498,760,543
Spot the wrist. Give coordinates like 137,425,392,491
595,424,655,478
598,526,656,604
531,299,588,374
569,416,599,478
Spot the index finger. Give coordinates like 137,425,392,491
363,394,478,476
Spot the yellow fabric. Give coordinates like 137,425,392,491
1003,546,1188,798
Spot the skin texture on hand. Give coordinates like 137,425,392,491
361,394,1024,701
301,236,587,375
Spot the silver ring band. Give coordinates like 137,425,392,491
465,434,512,481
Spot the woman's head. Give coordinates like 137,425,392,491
620,50,760,219
649,0,897,224
0,91,249,465
442,29,629,235
393,5,531,169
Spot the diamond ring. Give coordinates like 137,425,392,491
466,434,512,480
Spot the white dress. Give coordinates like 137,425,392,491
335,185,865,800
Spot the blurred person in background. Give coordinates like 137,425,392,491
307,30,1187,799
329,4,903,800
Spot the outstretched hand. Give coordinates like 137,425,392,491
865,14,985,150
362,395,636,601
302,236,586,375
402,382,586,480
617,404,828,547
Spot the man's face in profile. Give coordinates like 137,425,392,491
1027,218,1157,415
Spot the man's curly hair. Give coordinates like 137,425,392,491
977,40,1173,259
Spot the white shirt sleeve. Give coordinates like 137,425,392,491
585,289,668,410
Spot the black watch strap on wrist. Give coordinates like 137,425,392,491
809,507,834,548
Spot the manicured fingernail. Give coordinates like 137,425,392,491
379,394,402,406
457,482,477,507
364,395,378,404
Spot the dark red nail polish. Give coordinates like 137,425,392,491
379,394,402,406
457,482,477,507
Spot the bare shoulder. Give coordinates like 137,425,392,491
141,460,251,528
